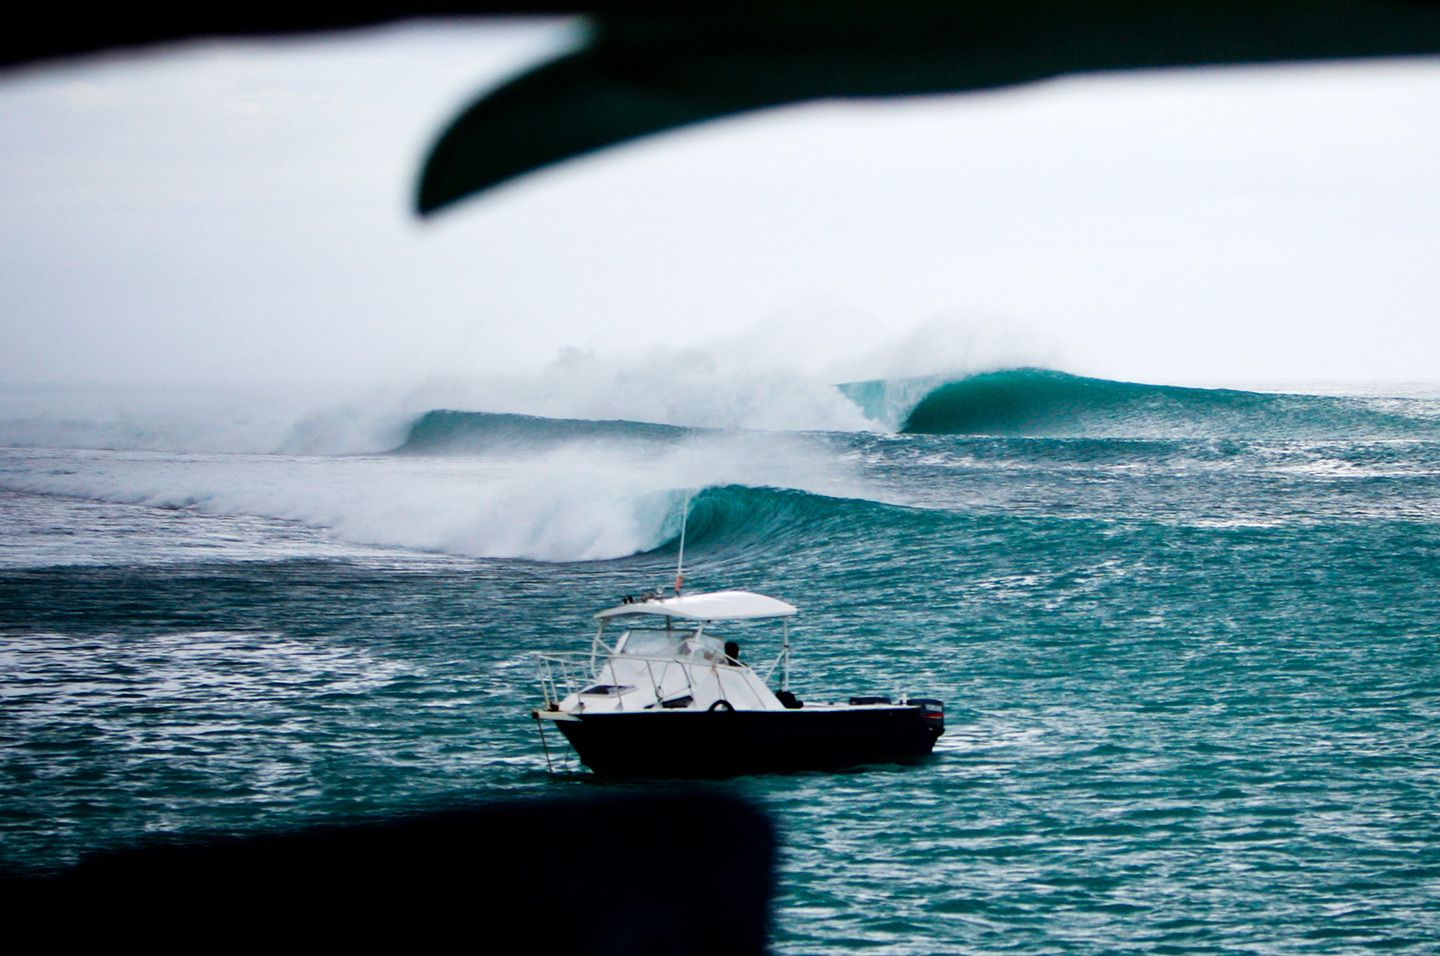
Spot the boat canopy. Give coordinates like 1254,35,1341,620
596,590,797,622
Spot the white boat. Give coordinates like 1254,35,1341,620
532,588,944,775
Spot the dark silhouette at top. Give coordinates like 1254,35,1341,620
3,3,1440,216
416,2,1440,213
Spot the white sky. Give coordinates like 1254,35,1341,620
2,17,1439,392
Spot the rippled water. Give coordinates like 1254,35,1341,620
5,393,1440,952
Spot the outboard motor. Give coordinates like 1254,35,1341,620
909,698,945,734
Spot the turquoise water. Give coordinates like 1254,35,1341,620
4,370,1440,952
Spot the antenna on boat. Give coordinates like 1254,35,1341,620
674,489,691,596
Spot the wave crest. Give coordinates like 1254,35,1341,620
395,410,695,455
897,368,1440,439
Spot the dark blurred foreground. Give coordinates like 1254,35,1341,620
5,791,775,953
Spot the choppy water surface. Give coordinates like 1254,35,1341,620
4,371,1440,953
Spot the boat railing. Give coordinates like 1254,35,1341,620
536,649,695,710
536,652,591,709
536,647,776,711
758,644,789,688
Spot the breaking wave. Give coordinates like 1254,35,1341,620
8,370,1440,566
0,425,866,564
395,410,697,455
893,369,1440,439
655,484,931,559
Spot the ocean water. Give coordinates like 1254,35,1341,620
4,368,1440,953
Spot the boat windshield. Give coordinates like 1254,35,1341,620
614,629,687,658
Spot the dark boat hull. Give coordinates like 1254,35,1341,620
549,706,943,776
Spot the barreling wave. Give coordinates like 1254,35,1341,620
394,410,698,454
649,484,938,564
895,368,1440,439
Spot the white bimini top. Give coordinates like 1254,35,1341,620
595,590,798,622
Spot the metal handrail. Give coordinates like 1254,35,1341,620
535,646,783,710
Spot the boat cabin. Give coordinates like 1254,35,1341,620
538,590,798,715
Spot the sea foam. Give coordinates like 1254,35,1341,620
0,428,865,563
0,384,416,455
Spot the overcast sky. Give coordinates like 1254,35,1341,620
2,17,1439,393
